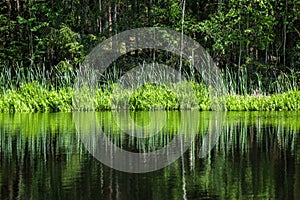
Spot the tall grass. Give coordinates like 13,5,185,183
222,65,299,95
0,62,300,112
1,81,300,112
0,61,76,93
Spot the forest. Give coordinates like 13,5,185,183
0,0,300,111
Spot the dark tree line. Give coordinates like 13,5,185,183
0,0,299,90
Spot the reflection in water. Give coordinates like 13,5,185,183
0,112,299,199
75,111,207,173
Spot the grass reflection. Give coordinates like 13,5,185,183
0,111,299,199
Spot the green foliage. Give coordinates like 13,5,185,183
203,0,275,49
129,84,179,110
1,81,300,112
192,82,211,111
0,82,73,112
0,90,30,113
56,24,85,65
0,0,299,97
94,82,212,111
47,87,73,112
94,85,113,111
110,85,132,110
172,81,198,110
18,82,49,112
0,63,77,92
225,90,300,111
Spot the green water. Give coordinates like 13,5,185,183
0,111,300,199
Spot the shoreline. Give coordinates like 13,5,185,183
1,82,299,112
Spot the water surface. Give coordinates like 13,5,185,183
0,111,299,199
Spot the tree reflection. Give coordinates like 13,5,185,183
0,112,299,199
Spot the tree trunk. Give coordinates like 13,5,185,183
283,0,287,66
179,0,186,80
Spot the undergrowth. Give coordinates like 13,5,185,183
1,82,300,112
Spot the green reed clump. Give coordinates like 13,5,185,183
0,82,73,112
129,87,300,112
225,90,300,111
129,83,179,110
171,81,198,110
94,84,114,111
47,87,73,112
192,82,211,111
93,81,211,111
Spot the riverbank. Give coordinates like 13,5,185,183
0,82,300,112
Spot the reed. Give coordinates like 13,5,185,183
0,62,299,112
221,65,299,95
0,62,76,93
1,81,300,112
0,82,73,112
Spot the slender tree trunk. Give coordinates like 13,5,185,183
7,0,11,30
238,22,242,94
283,0,287,66
114,0,117,29
265,43,268,64
108,2,112,34
28,1,34,67
16,0,20,14
179,0,186,80
99,0,102,33
147,0,151,26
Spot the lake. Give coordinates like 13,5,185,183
0,111,299,199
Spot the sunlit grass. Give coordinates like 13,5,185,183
1,81,300,112
0,62,299,112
